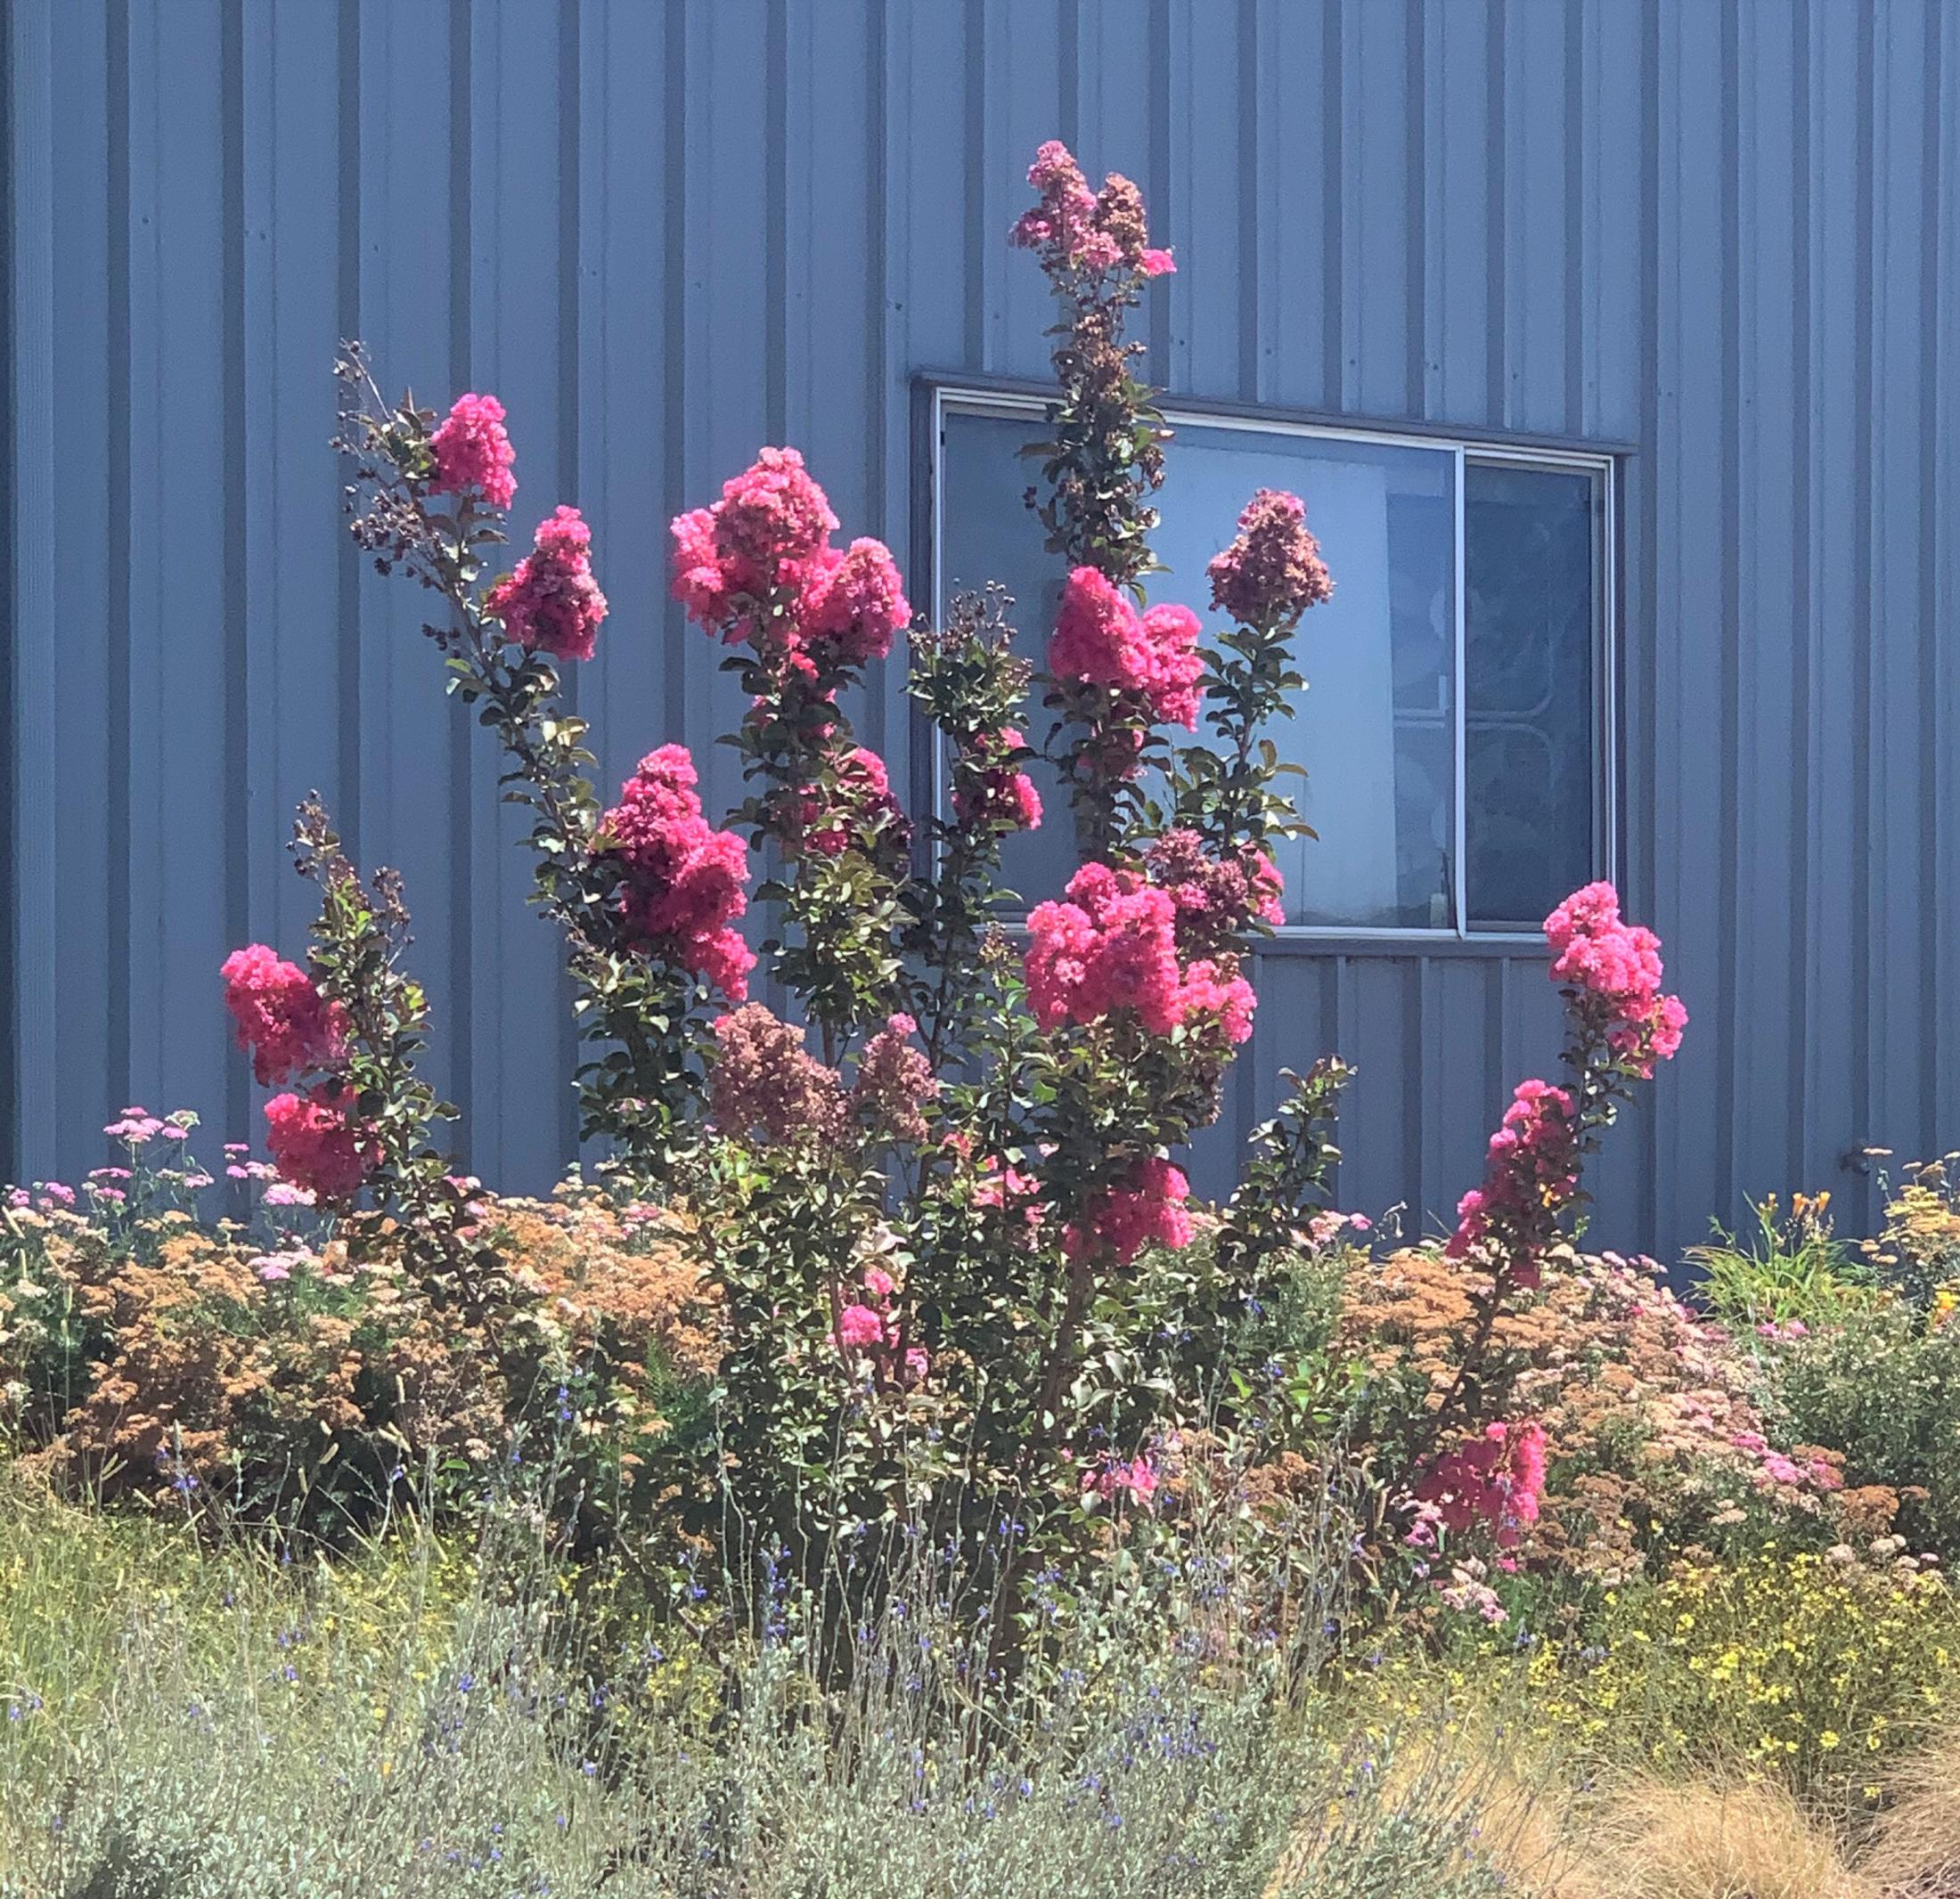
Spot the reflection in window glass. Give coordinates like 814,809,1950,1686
938,405,1458,929
1464,462,1599,930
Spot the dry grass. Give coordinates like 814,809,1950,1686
1860,1722,1960,1896
1262,1716,1583,1898
1562,1779,1875,1899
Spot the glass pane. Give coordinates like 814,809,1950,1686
936,406,1078,907
938,405,1458,929
1463,462,1599,931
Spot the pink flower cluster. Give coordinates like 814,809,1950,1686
1025,863,1255,1045
105,1108,192,1146
1064,1155,1192,1265
1727,1430,1842,1495
485,505,608,663
1206,488,1334,631
1543,881,1688,1078
789,746,911,860
1049,567,1205,729
951,728,1042,834
1144,830,1285,955
263,1087,369,1202
971,1151,1045,1235
1413,1420,1548,1551
8,1180,77,1212
1009,141,1175,280
1082,1455,1161,1506
1026,866,1179,1033
851,1013,937,1145
600,746,755,998
1445,1079,1580,1285
429,393,517,509
221,945,347,1088
670,450,910,672
803,539,913,670
706,1003,846,1145
833,1264,929,1385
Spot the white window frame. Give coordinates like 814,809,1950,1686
927,382,1619,949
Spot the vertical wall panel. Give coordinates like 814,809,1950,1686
8,0,1960,1267
353,0,470,1157
33,0,113,1181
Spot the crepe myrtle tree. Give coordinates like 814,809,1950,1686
294,137,1680,1607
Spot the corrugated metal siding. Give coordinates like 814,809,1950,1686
6,0,1958,1264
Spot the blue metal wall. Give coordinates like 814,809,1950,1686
7,0,1960,1264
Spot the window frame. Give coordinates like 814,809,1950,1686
922,379,1621,950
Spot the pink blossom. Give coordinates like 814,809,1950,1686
801,536,911,666
1010,143,1169,283
669,507,735,628
1138,604,1204,727
713,446,837,574
862,1266,895,1301
952,729,1042,833
1207,488,1334,631
1026,860,1252,1041
1026,863,1186,1036
1049,568,1205,729
1009,142,1100,261
485,505,608,662
1065,1156,1192,1265
836,1303,886,1350
1177,956,1256,1046
670,447,839,631
221,945,347,1087
601,746,755,998
1542,881,1687,1077
1444,1079,1580,1284
1083,1455,1161,1504
1413,1421,1548,1550
429,393,517,509
263,1088,369,1202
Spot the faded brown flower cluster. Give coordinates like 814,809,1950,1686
0,1187,718,1521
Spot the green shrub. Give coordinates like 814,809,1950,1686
1761,1304,1960,1562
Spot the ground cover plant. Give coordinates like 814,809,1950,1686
8,137,1960,1898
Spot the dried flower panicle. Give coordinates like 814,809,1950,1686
706,1003,847,1146
1207,487,1334,632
